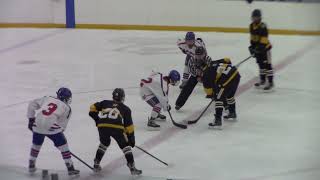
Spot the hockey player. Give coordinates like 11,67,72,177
177,32,206,89
175,46,212,110
249,9,274,91
89,88,142,175
200,59,241,129
140,70,180,130
27,87,79,176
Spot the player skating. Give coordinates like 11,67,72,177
140,70,181,130
199,57,241,129
27,87,79,176
249,9,274,91
89,88,142,175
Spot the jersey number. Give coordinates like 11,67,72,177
42,103,58,116
217,64,232,75
140,78,152,87
99,108,121,120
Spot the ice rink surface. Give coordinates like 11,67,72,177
0,28,319,180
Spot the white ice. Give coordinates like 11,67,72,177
0,28,319,180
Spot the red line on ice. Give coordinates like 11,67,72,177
89,40,319,178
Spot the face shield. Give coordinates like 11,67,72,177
170,79,180,86
67,97,72,104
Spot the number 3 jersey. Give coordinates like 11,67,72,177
27,96,72,135
89,100,134,135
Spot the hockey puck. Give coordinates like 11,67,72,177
41,169,49,179
51,173,59,180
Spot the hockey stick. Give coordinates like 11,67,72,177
71,152,94,170
235,55,253,68
158,73,187,129
168,109,187,129
187,55,253,125
136,146,168,166
187,99,214,124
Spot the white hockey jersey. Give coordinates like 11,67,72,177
27,96,72,135
140,72,169,111
177,38,206,58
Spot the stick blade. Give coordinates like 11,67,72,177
187,119,199,124
173,121,187,129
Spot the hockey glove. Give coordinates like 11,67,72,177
206,94,213,99
28,118,35,131
127,134,135,148
248,46,256,57
167,105,171,112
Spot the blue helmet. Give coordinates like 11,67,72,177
185,32,195,41
57,87,72,103
169,70,181,85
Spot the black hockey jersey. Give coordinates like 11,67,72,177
89,100,134,135
202,58,240,96
250,22,272,51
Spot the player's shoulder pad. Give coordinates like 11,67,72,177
177,39,185,45
121,103,131,114
260,22,267,29
102,99,113,105
224,57,232,63
51,96,69,107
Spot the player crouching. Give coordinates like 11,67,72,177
27,88,79,176
89,88,142,175
200,59,241,129
140,70,180,130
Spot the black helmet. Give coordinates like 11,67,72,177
112,88,125,102
252,9,262,18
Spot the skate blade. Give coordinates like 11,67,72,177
208,126,223,130
147,127,161,131
154,118,166,122
29,168,36,174
224,117,237,121
68,173,80,178
263,88,275,93
93,169,102,173
131,172,142,176
254,86,263,89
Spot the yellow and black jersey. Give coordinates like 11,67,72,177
250,22,272,51
202,59,240,96
89,100,134,135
